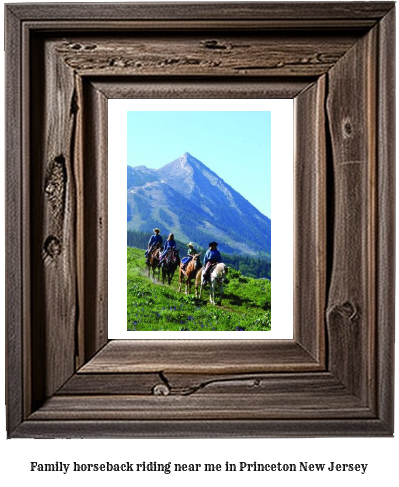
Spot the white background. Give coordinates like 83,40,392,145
109,98,293,339
1,1,398,486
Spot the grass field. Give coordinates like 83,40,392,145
127,247,271,332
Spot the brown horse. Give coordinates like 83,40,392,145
161,248,180,285
147,244,161,282
178,253,202,295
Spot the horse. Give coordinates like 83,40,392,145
161,248,180,285
178,253,202,295
209,263,228,304
195,263,228,305
146,244,161,282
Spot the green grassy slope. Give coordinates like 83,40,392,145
127,247,271,332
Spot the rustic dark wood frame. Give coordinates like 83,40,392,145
5,2,395,438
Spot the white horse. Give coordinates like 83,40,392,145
195,263,228,305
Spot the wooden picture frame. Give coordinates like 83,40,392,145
5,2,395,438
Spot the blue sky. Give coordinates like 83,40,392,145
127,111,271,218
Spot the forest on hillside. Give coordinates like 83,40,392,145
128,229,271,280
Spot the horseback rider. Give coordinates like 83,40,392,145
187,242,197,257
158,233,177,266
145,228,163,264
202,242,222,284
180,242,199,275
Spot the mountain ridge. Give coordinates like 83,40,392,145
127,152,271,258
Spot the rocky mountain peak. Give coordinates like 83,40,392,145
179,152,204,168
127,153,271,257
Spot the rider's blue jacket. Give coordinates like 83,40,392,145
148,234,163,247
160,239,177,260
164,239,176,250
203,249,222,265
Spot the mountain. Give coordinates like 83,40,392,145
127,152,271,258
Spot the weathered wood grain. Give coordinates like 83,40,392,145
92,78,312,100
376,6,395,433
30,37,78,407
53,34,360,78
58,372,163,396
7,2,394,23
164,372,344,396
79,340,321,374
29,400,372,422
19,19,385,33
13,417,391,439
294,76,326,364
5,5,24,437
73,73,85,370
31,382,373,421
60,371,347,397
80,81,109,363
326,26,377,405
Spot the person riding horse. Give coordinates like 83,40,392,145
181,242,198,274
158,233,177,266
145,228,163,264
202,242,222,285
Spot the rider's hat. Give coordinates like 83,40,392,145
188,242,195,247
209,242,218,247
153,228,160,233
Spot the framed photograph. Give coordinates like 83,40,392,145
108,98,293,339
5,2,395,437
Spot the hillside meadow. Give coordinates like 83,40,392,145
127,247,271,332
